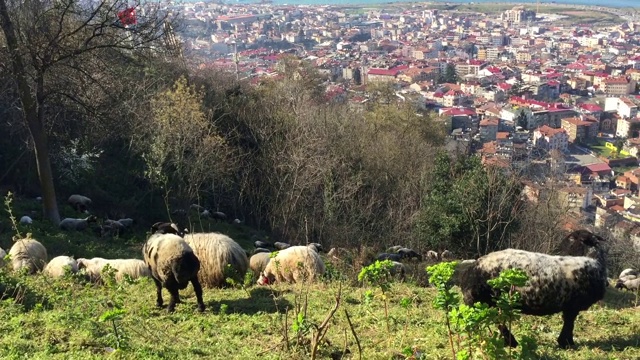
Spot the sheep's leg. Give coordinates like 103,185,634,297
191,277,206,312
153,278,163,308
558,310,578,348
498,324,518,347
167,286,181,313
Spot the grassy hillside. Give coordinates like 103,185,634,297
1,197,639,359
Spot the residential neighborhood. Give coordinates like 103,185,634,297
169,1,640,248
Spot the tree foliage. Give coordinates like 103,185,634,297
416,152,524,257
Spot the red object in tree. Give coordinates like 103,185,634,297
118,7,137,26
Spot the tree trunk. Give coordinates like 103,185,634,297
0,0,60,224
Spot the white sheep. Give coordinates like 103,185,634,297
426,250,439,261
616,277,640,292
44,256,78,278
143,233,205,312
184,232,249,288
19,216,33,225
68,194,92,213
456,229,608,348
59,215,98,231
619,268,638,279
257,245,326,285
440,250,453,261
249,252,271,276
77,257,150,283
9,238,48,274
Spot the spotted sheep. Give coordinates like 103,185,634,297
455,229,607,349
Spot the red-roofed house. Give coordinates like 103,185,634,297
578,103,603,120
443,89,465,107
479,117,499,142
561,116,598,143
367,68,399,83
533,125,568,152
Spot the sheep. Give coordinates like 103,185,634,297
615,277,640,291
183,232,249,288
44,256,78,278
274,242,291,250
250,252,271,276
103,219,126,236
117,218,134,228
257,245,326,285
307,243,324,253
68,194,92,213
457,229,607,349
0,247,6,267
9,239,48,274
77,257,151,283
253,247,271,254
426,250,439,261
254,240,272,249
19,216,33,225
375,253,403,262
397,247,422,261
619,268,638,279
386,245,404,253
211,211,227,221
59,215,98,231
232,218,242,225
190,204,205,212
388,261,406,281
143,233,205,312
151,222,187,237
440,250,453,261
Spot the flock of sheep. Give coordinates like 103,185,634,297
4,197,639,350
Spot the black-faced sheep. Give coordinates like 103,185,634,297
77,258,151,283
397,248,422,261
59,215,98,231
44,256,78,278
19,216,33,225
307,243,324,253
68,194,92,213
253,247,271,254
183,232,249,288
619,268,638,279
457,229,607,349
249,252,271,276
274,242,291,250
9,239,48,274
375,253,403,262
143,233,205,312
257,245,326,285
615,277,640,291
151,222,187,237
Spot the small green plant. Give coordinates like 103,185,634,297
99,307,128,350
358,260,396,333
4,192,23,240
427,262,538,360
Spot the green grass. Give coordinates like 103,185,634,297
1,197,640,359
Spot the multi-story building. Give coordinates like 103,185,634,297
502,6,536,23
479,117,499,142
601,77,635,96
533,125,569,152
616,117,640,138
605,97,638,119
561,117,598,143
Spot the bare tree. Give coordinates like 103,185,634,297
0,0,168,223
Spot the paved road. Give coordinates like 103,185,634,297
565,145,606,167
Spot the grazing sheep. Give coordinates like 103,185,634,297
257,245,326,285
254,240,272,249
151,222,187,237
253,247,271,254
327,247,353,262
274,242,290,250
77,258,151,283
190,204,205,212
375,253,403,262
184,232,249,288
619,268,638,279
143,234,205,312
9,239,48,274
397,248,422,261
388,261,406,281
0,247,6,267
307,243,324,253
387,245,404,253
457,229,607,348
615,277,640,291
440,250,453,261
44,256,78,278
117,218,134,228
211,211,227,221
59,215,98,231
250,252,271,275
232,218,242,225
19,216,33,225
68,194,92,213
426,250,439,261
